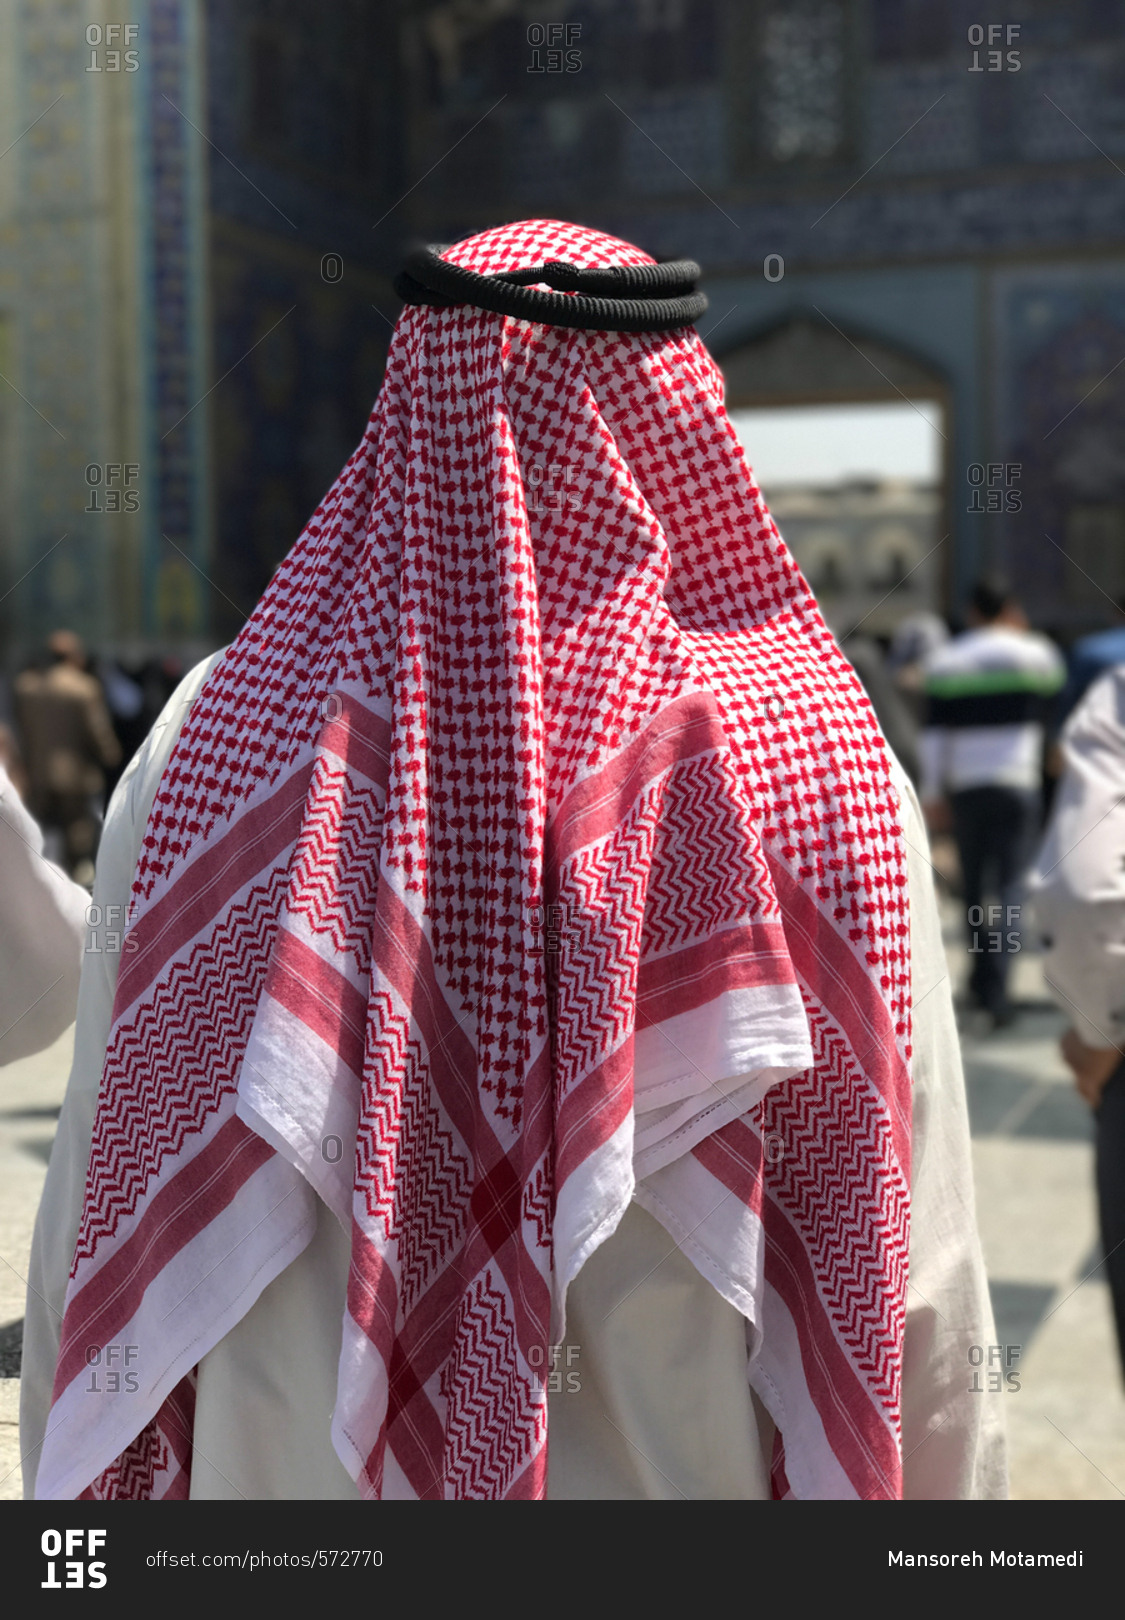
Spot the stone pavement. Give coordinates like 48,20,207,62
954,918,1125,1500
1,923,1123,1501
0,1024,72,1501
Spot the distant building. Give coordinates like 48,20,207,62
767,478,942,638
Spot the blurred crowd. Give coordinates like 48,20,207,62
845,579,1125,1029
4,599,1122,988
847,581,1125,1379
0,631,187,886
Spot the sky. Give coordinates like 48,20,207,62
727,400,944,488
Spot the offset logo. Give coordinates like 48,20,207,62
41,1529,107,1589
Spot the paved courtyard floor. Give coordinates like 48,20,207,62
955,930,1125,1500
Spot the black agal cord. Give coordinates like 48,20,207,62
394,246,707,332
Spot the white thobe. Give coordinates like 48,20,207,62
21,656,1006,1500
0,763,88,1067
1029,667,1125,1049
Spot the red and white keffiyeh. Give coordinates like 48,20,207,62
40,220,910,1502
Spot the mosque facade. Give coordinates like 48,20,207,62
2,0,1123,654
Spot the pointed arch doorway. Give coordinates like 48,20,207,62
716,313,952,638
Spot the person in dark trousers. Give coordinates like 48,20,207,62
920,575,1064,1027
13,630,122,883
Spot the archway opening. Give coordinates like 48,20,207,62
718,314,950,640
728,398,945,637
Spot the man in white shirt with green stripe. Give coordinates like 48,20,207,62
919,575,1064,1027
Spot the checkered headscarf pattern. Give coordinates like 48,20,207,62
43,221,910,1503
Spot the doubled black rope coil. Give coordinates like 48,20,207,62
394,246,707,332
